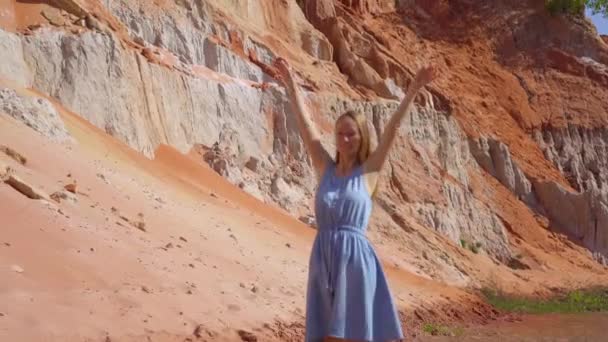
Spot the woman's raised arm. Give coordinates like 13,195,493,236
274,58,332,177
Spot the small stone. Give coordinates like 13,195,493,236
64,183,77,193
0,145,27,165
51,190,78,204
193,324,205,338
11,265,24,273
165,243,174,249
285,243,291,248
141,286,151,293
90,248,95,252
251,286,258,293
4,242,10,247
179,236,188,243
5,175,49,200
188,263,195,268
245,157,260,172
237,330,257,342
135,221,146,232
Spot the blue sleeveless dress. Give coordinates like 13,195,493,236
305,162,404,341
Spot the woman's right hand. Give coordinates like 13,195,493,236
273,57,294,87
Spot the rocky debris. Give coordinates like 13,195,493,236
0,88,73,143
4,175,49,200
237,330,257,342
50,190,78,204
0,145,27,165
270,176,304,210
84,14,105,32
41,8,69,27
96,173,110,184
200,143,231,176
298,214,316,226
115,211,147,232
240,181,267,202
193,324,215,339
198,129,248,181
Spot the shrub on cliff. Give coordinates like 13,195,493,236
546,0,608,17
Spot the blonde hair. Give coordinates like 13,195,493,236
335,111,379,197
335,110,371,165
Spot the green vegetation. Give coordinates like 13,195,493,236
482,287,608,314
545,0,608,17
422,323,464,337
460,239,482,254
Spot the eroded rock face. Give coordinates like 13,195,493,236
20,28,271,158
533,126,608,263
467,126,608,264
2,0,608,279
0,30,32,87
470,137,537,207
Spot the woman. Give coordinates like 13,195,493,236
273,57,436,342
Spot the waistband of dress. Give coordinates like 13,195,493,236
317,225,366,236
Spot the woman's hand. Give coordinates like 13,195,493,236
273,57,294,87
410,65,437,91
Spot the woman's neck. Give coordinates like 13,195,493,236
336,156,358,176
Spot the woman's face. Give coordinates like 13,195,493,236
335,116,361,161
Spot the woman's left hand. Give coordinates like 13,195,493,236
411,65,437,90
